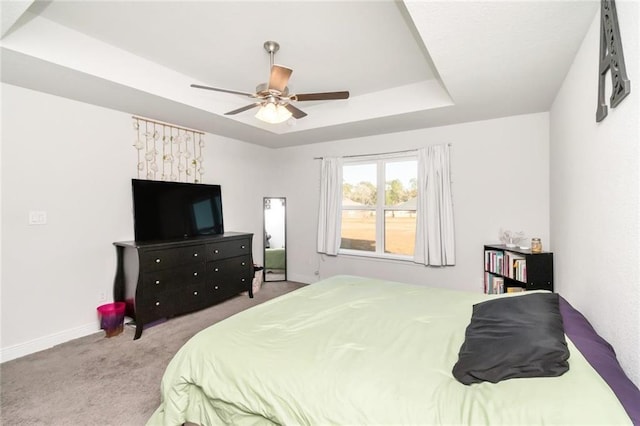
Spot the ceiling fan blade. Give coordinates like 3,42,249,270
284,103,307,119
191,84,255,97
225,103,261,115
294,91,350,101
268,65,293,93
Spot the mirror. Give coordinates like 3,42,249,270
264,197,286,282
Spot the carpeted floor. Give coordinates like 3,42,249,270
0,281,305,425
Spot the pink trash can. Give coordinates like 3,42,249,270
97,302,126,337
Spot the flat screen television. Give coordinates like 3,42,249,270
132,179,224,242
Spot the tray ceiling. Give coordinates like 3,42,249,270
1,1,598,148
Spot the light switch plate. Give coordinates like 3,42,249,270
28,211,47,225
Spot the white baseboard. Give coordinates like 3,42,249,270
0,322,99,364
287,272,318,284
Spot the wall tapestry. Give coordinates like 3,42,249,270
132,116,205,183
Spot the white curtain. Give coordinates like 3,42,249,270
414,145,456,266
317,157,343,255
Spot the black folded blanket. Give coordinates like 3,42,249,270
453,293,569,385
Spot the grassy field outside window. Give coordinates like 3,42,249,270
341,156,417,258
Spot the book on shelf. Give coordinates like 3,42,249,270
507,287,525,293
503,251,527,282
484,250,504,275
493,277,504,294
484,273,505,294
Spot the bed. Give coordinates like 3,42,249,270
265,247,286,271
147,275,639,425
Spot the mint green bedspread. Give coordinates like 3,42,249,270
148,275,631,425
265,248,286,270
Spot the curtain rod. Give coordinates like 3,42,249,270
132,115,205,135
313,144,451,160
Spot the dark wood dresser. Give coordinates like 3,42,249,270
113,232,253,339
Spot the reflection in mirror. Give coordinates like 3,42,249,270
264,197,286,282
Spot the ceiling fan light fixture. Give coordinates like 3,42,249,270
192,41,349,122
255,102,292,124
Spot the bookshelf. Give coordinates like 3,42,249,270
483,244,553,294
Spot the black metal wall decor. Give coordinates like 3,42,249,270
596,0,630,122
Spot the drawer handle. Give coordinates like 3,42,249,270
214,286,219,290
155,280,160,285
214,249,219,254
155,258,161,263
241,245,246,249
193,272,198,277
214,268,219,272
155,301,160,306
241,278,246,282
193,291,198,296
193,253,198,257
241,262,246,266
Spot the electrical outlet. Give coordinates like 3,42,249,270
98,291,107,302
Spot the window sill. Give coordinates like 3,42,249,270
337,249,414,263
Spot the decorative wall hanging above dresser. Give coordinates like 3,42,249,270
132,116,205,183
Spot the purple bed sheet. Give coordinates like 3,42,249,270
559,296,640,425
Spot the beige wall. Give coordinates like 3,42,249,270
550,1,639,386
0,83,272,361
273,112,551,291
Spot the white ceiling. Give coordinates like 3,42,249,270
1,0,598,148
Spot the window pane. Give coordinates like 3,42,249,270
385,160,417,208
343,163,377,207
341,210,376,252
384,210,416,255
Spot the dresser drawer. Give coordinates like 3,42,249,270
208,255,253,294
207,255,252,278
141,263,205,292
176,283,211,313
140,245,206,271
207,238,251,260
136,291,176,322
206,279,241,302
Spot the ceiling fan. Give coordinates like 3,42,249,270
191,41,350,124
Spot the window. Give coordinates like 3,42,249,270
340,155,418,259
